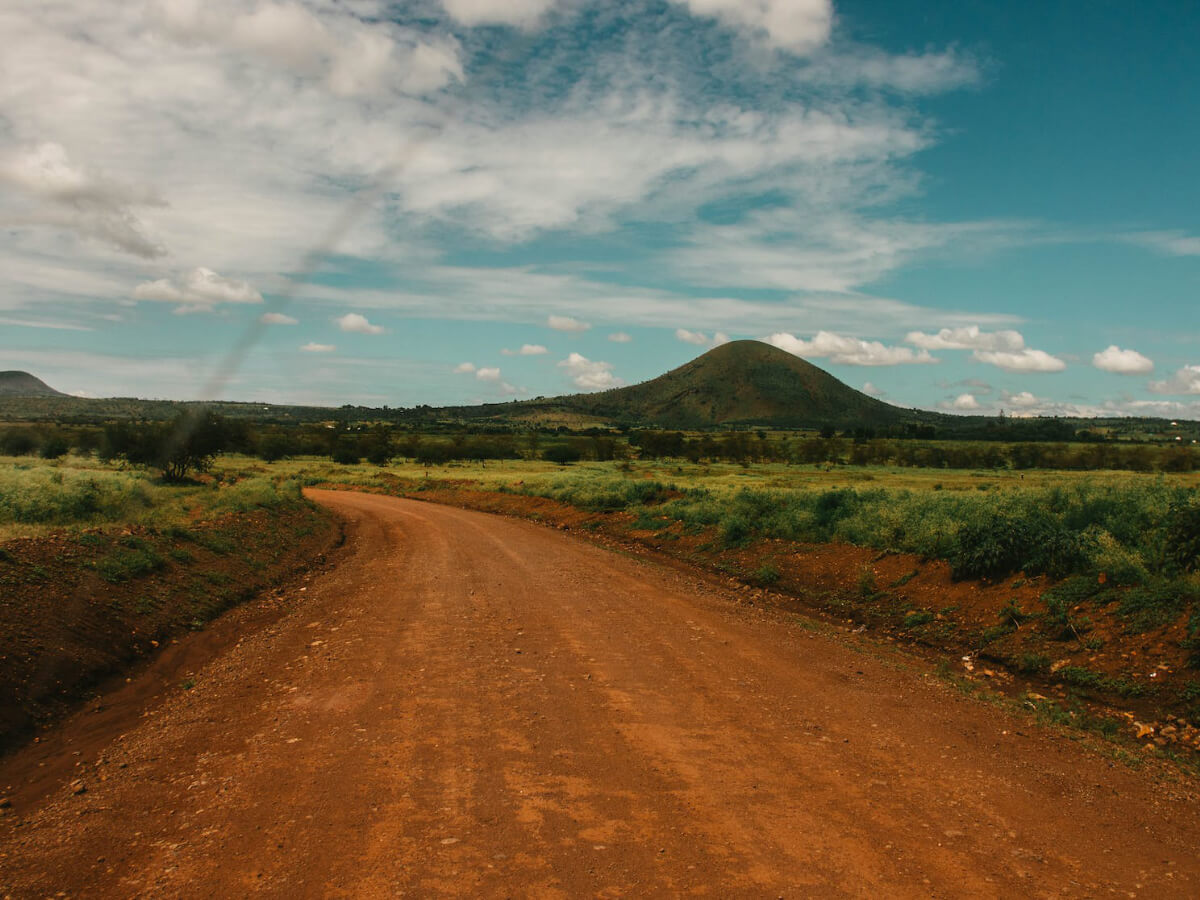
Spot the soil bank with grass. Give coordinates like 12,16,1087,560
0,501,339,750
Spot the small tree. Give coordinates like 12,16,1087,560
543,445,581,466
154,411,228,482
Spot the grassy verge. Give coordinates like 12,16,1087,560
0,458,340,749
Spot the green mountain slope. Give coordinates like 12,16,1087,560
557,340,915,427
0,371,66,398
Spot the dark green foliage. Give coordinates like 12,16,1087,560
542,445,582,466
753,564,781,585
257,433,293,462
96,545,166,583
1116,581,1200,632
39,435,70,459
720,514,751,547
951,511,1090,581
1055,665,1146,698
331,439,361,465
903,610,935,628
102,410,232,481
1165,500,1200,573
0,430,36,456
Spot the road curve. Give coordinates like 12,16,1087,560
2,488,1199,898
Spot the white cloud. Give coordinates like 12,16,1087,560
548,314,591,333
1,142,166,258
669,210,1028,295
608,332,632,343
335,312,385,334
945,393,980,411
133,267,263,312
673,0,833,54
972,348,1066,373
475,366,502,382
1124,230,1200,257
453,361,476,373
675,328,730,348
502,343,548,356
765,331,938,366
1149,365,1200,396
151,0,464,98
440,0,557,29
300,342,335,352
0,315,93,332
558,352,623,391
1092,345,1153,375
259,311,298,325
906,326,1026,352
801,48,980,94
862,381,883,397
1002,390,1041,409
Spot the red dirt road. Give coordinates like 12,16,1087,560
3,489,1200,897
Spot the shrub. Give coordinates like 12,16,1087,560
543,445,582,466
331,442,361,465
39,435,71,460
951,511,1089,581
1165,500,1200,573
753,564,781,586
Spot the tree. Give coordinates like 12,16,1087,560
153,411,228,482
543,444,581,466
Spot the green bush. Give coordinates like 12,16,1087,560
1165,500,1200,573
951,511,1089,581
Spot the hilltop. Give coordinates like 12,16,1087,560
452,340,926,429
0,371,66,398
563,340,913,427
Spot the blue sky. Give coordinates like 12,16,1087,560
2,0,1198,417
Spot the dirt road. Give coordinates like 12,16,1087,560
2,490,1199,897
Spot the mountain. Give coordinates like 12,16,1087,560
455,340,929,429
0,371,66,398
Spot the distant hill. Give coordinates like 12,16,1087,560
565,340,914,427
451,340,928,429
0,371,66,398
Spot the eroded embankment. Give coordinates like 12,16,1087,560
0,501,340,750
338,479,1200,759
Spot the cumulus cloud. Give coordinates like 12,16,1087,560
1002,390,1042,409
453,361,477,373
134,267,263,313
765,331,937,366
973,348,1066,373
547,315,591,333
151,0,463,97
1149,365,1200,396
335,312,385,334
558,352,623,391
502,343,548,356
943,393,980,411
906,326,1026,352
475,366,502,382
1,142,166,258
1092,345,1153,375
675,328,730,348
259,312,298,324
673,0,833,54
907,327,1064,372
440,0,557,29
862,381,884,397
300,342,335,352
608,332,632,343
